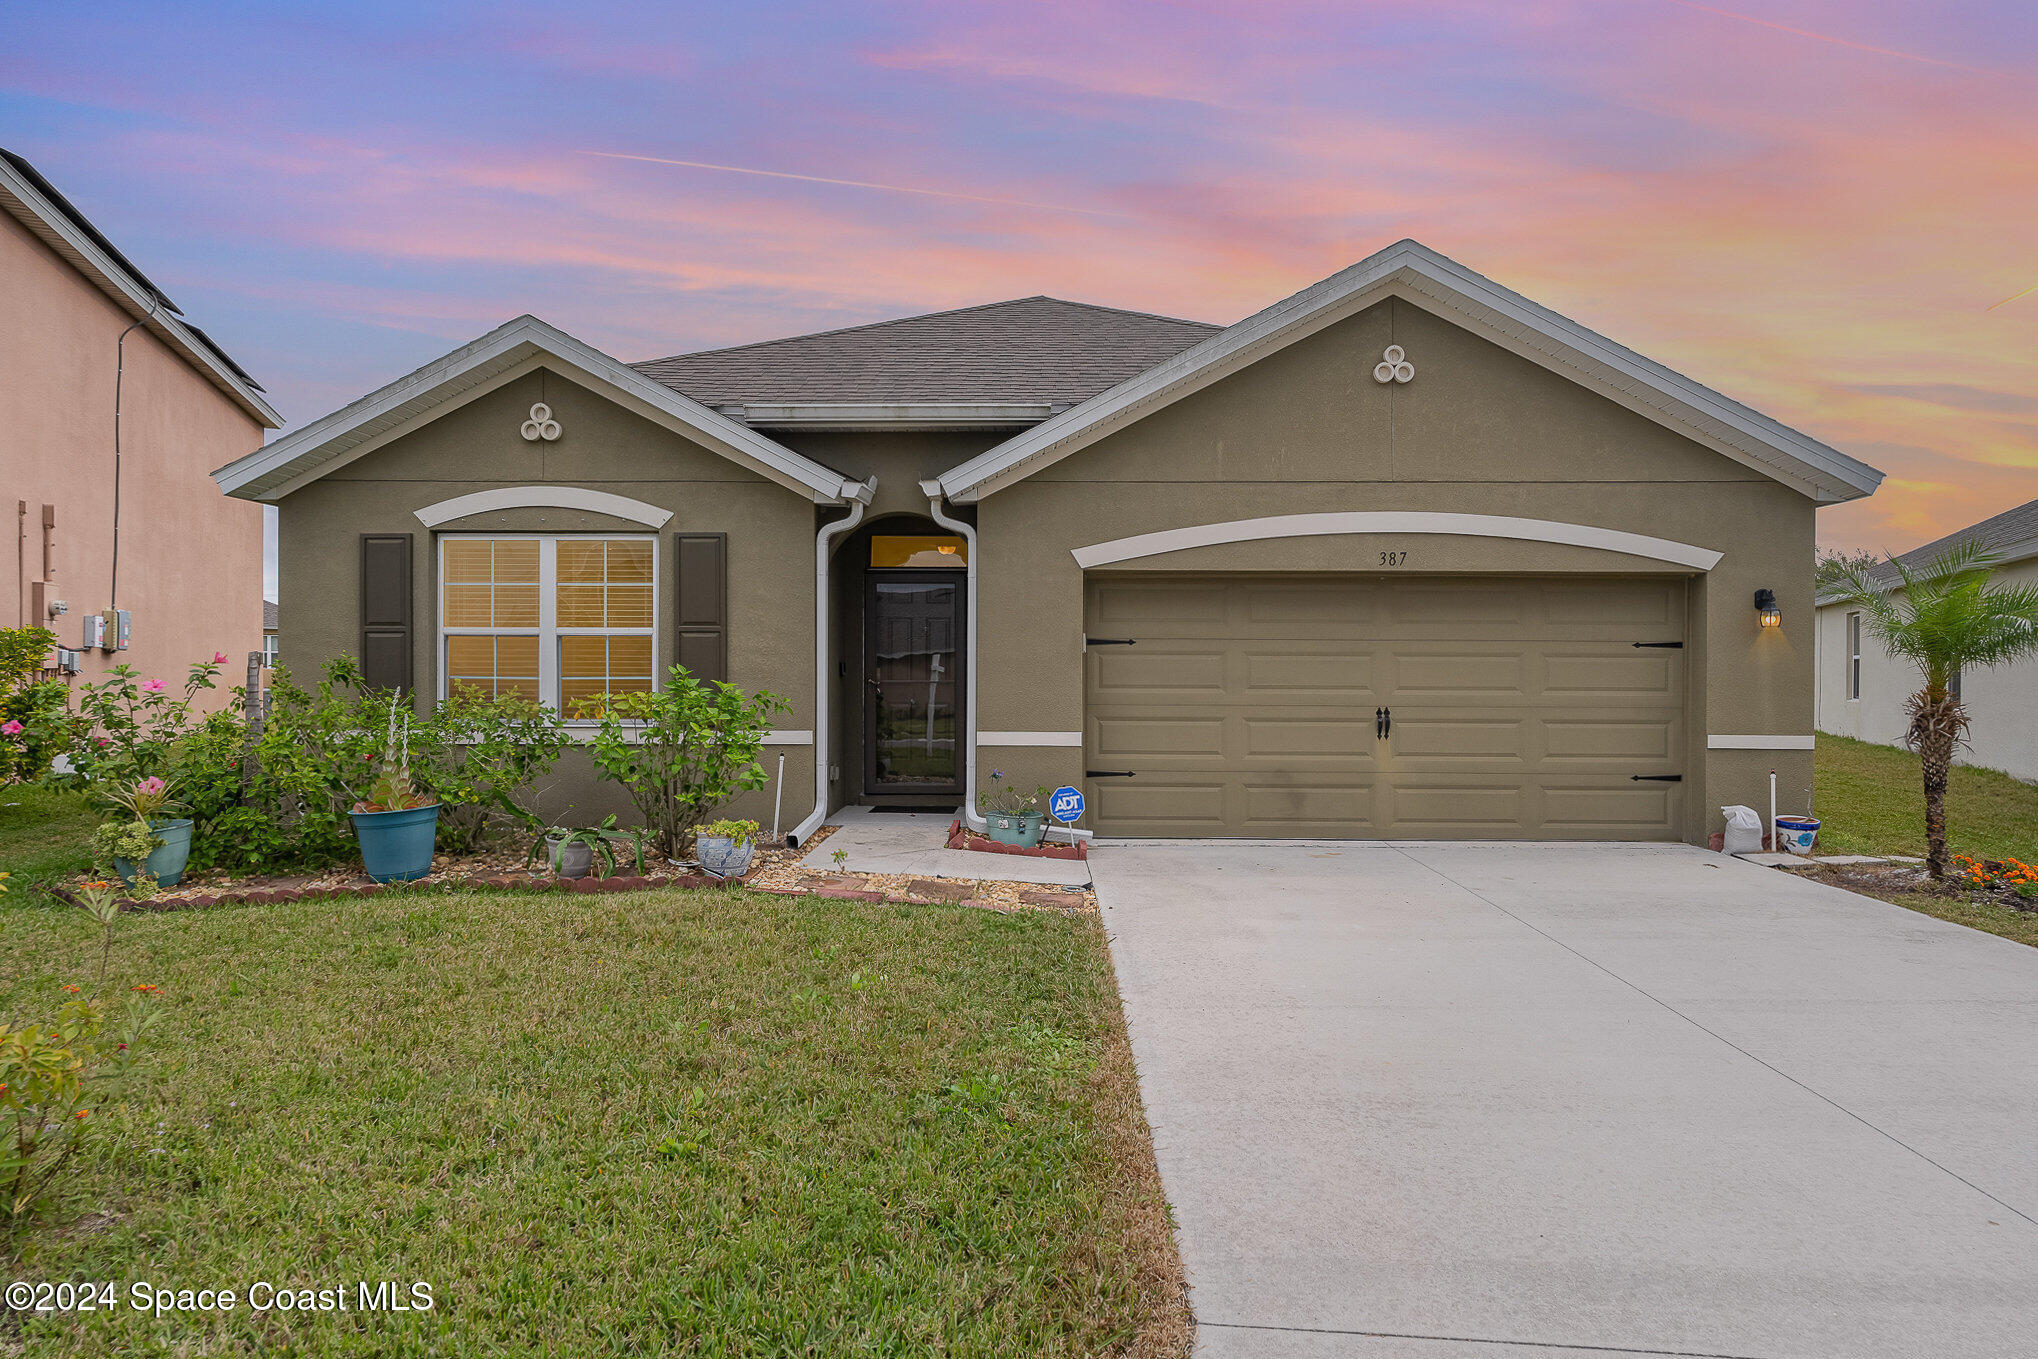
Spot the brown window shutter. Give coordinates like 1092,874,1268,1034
359,533,413,693
673,532,727,683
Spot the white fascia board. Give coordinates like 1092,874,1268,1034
210,315,851,503
725,402,1056,429
0,158,281,427
939,240,1884,506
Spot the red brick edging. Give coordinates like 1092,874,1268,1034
943,819,1087,860
105,868,757,912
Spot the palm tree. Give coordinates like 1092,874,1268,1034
1835,542,2038,879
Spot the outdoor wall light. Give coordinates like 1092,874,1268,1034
1754,588,1781,628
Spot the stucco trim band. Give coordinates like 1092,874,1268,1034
979,731,1084,746
1071,513,1724,572
414,486,676,529
1707,735,1817,750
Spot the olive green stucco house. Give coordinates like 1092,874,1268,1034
213,241,1882,846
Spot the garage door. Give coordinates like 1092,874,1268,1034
1083,575,1687,839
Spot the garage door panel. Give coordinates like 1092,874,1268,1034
1091,648,1228,695
1541,783,1676,831
1241,647,1375,697
1242,715,1375,758
1393,651,1524,696
1085,574,1686,839
1385,782,1528,834
1543,652,1679,696
1390,716,1527,762
1543,718,1676,761
1242,778,1375,833
1092,715,1227,760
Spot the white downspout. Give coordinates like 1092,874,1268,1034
788,481,871,847
922,481,986,832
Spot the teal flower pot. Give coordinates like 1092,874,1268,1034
985,810,1046,848
351,804,440,883
114,817,193,888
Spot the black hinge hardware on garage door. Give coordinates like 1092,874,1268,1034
1084,636,1137,647
1630,774,1684,782
1087,769,1136,778
1631,641,1684,648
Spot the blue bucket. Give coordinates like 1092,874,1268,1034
1775,815,1821,855
351,804,440,882
114,817,193,888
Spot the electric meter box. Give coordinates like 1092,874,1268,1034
112,610,131,650
81,614,104,650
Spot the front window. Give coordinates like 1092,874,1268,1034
261,634,279,667
438,535,656,716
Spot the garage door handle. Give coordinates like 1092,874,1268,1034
1376,707,1391,738
1630,774,1683,782
1086,769,1136,778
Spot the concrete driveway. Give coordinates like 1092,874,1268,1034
1091,842,2038,1358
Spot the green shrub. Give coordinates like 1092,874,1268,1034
586,667,785,858
424,684,569,852
1,679,71,782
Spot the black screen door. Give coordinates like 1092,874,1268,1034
864,570,965,795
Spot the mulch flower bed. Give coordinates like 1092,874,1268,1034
943,819,1087,861
50,821,1096,918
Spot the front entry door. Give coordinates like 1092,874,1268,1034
864,570,966,796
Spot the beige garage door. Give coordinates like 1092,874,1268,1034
1084,575,1688,839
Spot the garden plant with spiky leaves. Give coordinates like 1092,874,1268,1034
1836,542,2038,880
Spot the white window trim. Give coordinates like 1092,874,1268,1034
1846,611,1863,700
436,532,660,723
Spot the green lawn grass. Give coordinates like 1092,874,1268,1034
2,888,1186,1357
1815,733,2038,863
0,783,96,888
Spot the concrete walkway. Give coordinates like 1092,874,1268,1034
801,805,1092,886
1091,841,2038,1358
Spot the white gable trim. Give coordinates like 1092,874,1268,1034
210,315,861,504
414,486,674,528
1070,512,1723,571
939,240,1883,506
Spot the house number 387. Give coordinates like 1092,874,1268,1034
1379,551,1408,566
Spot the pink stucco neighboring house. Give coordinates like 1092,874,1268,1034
1,148,280,705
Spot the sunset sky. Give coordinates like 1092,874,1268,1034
5,0,2035,568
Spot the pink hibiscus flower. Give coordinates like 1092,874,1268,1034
0,720,21,735
212,651,228,665
136,776,167,796
140,678,166,693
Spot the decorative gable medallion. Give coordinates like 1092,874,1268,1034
520,402,562,441
1373,345,1414,384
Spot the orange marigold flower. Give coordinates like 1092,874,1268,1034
75,1110,90,1119
63,984,80,993
131,983,160,994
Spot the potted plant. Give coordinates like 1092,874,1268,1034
527,815,647,880
348,697,439,883
694,818,761,878
97,774,193,888
977,770,1049,848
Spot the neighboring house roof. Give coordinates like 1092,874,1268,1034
633,297,1219,421
938,239,1885,504
0,147,280,427
263,599,279,632
211,315,870,505
1818,493,2038,605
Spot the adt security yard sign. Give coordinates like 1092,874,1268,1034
1049,785,1085,824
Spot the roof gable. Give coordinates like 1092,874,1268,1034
1,147,279,427
937,240,1884,505
211,316,866,504
634,296,1218,409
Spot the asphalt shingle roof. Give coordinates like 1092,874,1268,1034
1864,494,2038,588
632,296,1221,408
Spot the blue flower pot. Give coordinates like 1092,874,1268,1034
114,817,193,888
351,804,440,883
985,811,1046,848
696,835,756,878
